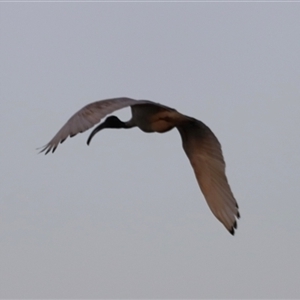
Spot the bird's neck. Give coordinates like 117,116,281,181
124,118,137,129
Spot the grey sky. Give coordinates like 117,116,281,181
1,2,300,298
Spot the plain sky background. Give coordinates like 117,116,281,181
1,2,300,299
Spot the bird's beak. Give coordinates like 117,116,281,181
87,123,106,145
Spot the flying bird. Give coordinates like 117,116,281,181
40,97,240,235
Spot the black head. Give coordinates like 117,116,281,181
87,115,125,145
103,116,125,128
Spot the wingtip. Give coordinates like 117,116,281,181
234,220,237,229
36,145,48,155
228,220,238,236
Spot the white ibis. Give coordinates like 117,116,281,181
40,97,240,234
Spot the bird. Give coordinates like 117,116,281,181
40,97,240,235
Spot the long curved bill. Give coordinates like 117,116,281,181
86,123,106,145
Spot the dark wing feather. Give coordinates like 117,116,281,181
177,118,239,235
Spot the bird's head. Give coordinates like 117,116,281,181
87,116,126,145
103,116,126,129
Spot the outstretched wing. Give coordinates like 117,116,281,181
177,118,240,235
39,97,148,154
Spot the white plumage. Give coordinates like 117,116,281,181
40,97,240,235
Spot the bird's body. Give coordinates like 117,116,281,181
40,97,240,235
130,103,177,133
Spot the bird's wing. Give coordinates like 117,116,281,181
177,118,240,235
39,97,150,154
